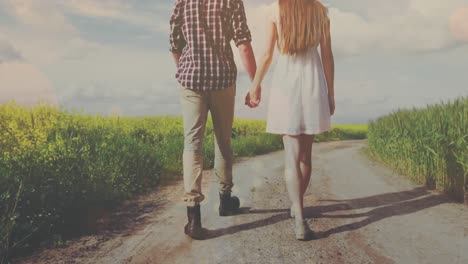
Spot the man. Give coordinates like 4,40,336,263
169,0,258,239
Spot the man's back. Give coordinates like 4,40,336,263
170,0,252,91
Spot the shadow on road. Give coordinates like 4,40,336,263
202,187,451,240
310,192,450,239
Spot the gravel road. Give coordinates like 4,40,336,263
15,140,468,264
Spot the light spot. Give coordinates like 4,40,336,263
0,62,58,106
109,105,123,116
450,8,468,42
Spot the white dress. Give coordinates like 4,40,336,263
266,2,331,136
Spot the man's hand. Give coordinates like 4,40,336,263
244,93,253,107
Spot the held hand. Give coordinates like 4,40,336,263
245,86,261,108
244,92,259,108
250,86,261,105
328,95,335,116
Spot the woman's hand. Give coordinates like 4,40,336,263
328,95,335,116
245,86,261,108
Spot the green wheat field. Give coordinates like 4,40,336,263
368,97,467,202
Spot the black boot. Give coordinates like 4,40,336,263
219,192,240,216
184,205,203,239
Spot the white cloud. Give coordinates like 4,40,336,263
244,0,467,56
0,0,177,109
2,0,164,33
2,0,76,35
0,0,94,65
58,0,165,33
52,49,177,102
0,1,171,112
0,0,164,66
0,39,22,63
329,7,452,55
332,0,467,55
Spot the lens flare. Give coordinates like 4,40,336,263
0,62,58,106
450,7,468,42
109,105,123,116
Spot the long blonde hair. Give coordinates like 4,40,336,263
278,0,329,55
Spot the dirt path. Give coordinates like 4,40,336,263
15,140,468,264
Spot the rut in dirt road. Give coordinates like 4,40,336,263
16,140,468,264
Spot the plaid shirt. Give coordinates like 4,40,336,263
169,0,252,91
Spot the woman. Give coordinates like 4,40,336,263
246,0,335,240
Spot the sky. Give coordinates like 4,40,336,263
0,0,467,123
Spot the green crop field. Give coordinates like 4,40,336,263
368,97,467,202
0,102,367,260
333,124,368,132
317,124,368,142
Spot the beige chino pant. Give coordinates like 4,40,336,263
179,84,236,206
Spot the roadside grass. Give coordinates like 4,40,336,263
367,97,467,203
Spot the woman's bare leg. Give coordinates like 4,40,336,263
282,135,304,221
299,135,314,198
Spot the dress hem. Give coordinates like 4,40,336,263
265,127,331,136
